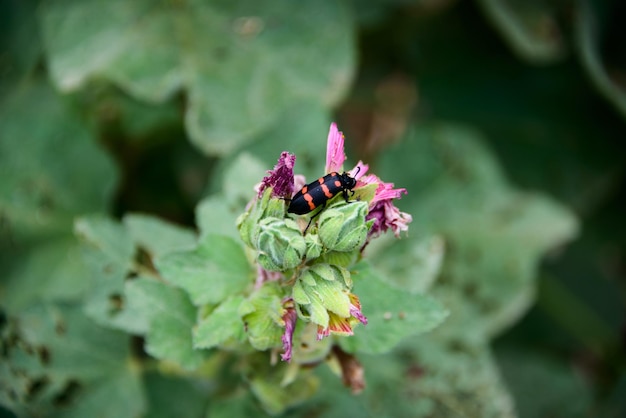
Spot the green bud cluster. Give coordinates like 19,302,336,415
238,187,372,274
236,185,374,355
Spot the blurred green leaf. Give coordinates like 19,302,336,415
143,371,208,418
0,81,117,236
39,0,355,155
123,212,196,258
228,101,332,181
206,392,265,418
405,338,516,417
193,295,246,349
410,5,624,213
0,303,145,418
576,0,626,119
246,360,319,416
74,215,143,331
197,152,267,240
477,0,567,64
366,233,445,294
0,0,41,89
496,347,592,418
379,124,579,340
195,195,241,241
1,237,89,314
155,234,252,306
340,262,448,355
75,215,135,271
220,153,267,208
125,277,204,370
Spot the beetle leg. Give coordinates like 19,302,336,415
303,202,326,234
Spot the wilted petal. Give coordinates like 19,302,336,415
317,312,353,340
348,293,368,325
358,175,411,239
258,152,296,199
316,294,367,340
281,300,297,362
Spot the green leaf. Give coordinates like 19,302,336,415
0,0,41,88
75,215,144,331
221,153,268,207
206,392,265,418
1,303,146,418
0,80,117,234
50,369,146,418
401,338,516,417
142,371,208,418
123,212,196,258
367,234,444,294
40,0,356,155
379,124,579,340
125,277,204,369
1,237,90,314
193,295,246,349
195,195,241,241
220,101,331,181
75,215,135,271
155,234,252,306
576,0,626,119
246,359,319,416
340,263,448,355
477,0,566,64
496,347,592,417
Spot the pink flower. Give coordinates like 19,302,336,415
360,174,412,238
324,123,412,239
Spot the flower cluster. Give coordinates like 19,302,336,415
238,123,411,363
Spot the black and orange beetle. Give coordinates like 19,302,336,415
288,168,360,217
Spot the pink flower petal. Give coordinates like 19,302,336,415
325,123,346,173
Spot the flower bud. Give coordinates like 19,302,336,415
292,265,352,328
256,218,306,271
318,201,369,252
238,188,287,249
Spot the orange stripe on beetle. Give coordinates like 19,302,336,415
320,184,333,198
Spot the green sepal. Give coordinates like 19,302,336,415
256,218,306,271
304,232,323,260
352,182,378,204
308,263,351,288
237,188,288,249
237,188,271,248
318,201,369,252
316,250,358,270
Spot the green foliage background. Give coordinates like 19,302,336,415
1,0,625,417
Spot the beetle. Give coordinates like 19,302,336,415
288,168,359,217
